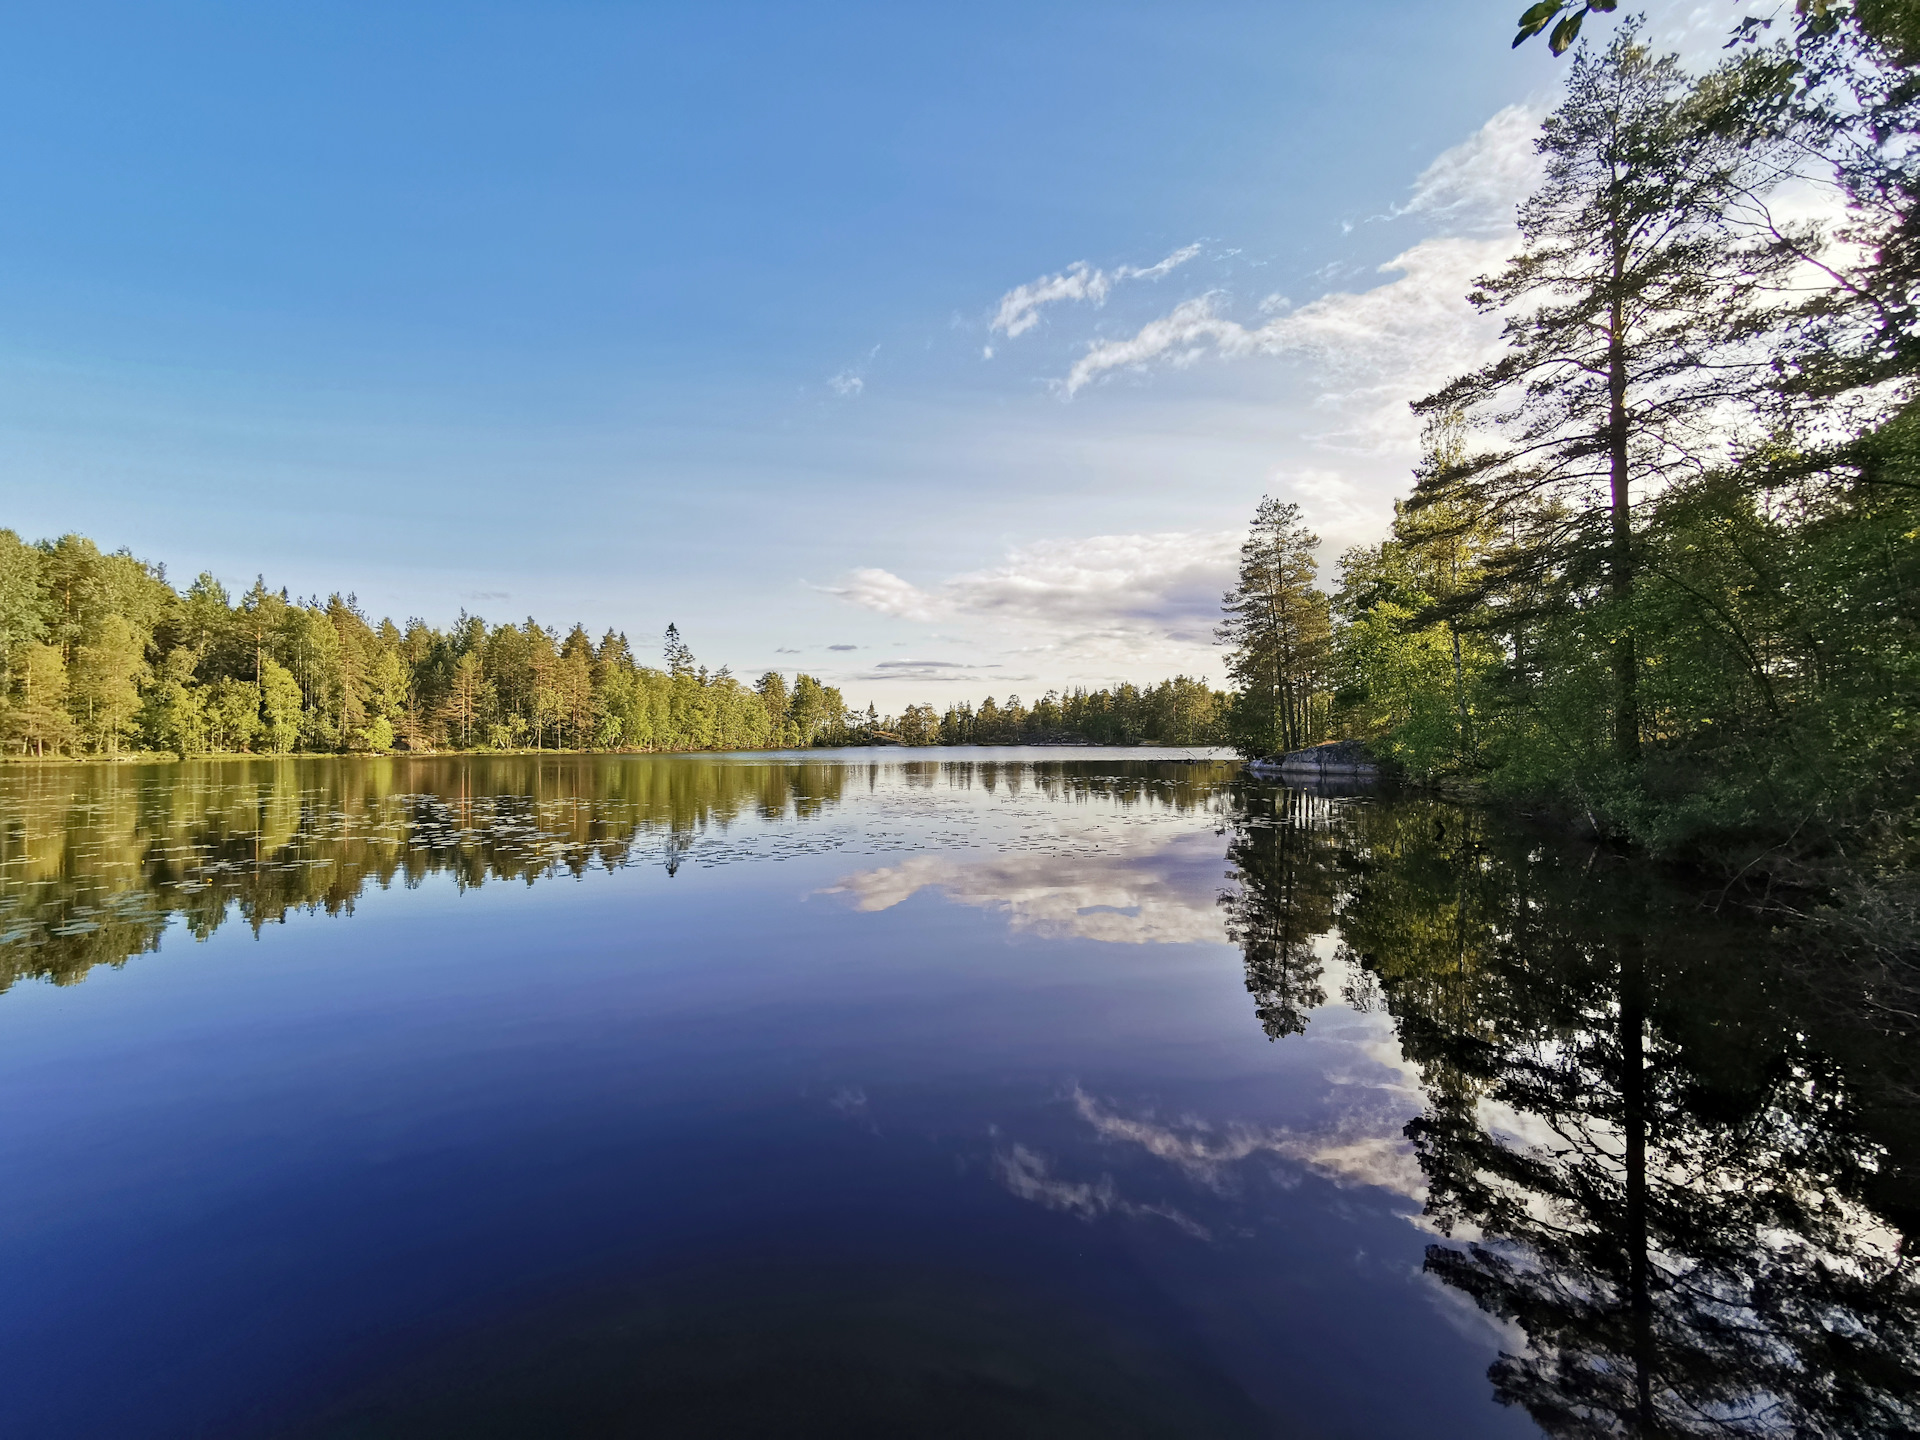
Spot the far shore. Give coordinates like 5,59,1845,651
1,742,1241,767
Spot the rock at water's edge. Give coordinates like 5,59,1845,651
1244,739,1379,779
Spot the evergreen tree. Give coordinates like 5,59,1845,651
663,622,695,677
1334,416,1508,776
1414,27,1800,765
1219,497,1330,756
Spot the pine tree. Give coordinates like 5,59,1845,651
1414,26,1800,765
1219,497,1331,756
663,623,695,677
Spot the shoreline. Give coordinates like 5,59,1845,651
0,742,1241,767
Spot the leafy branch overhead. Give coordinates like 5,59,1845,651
1512,0,1867,56
1513,0,1617,56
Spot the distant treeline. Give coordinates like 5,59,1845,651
0,531,848,756
881,677,1226,747
0,531,1224,758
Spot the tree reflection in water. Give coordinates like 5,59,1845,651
0,754,1234,996
0,754,853,993
1221,784,1920,1437
1218,786,1342,1039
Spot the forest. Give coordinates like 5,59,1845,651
0,531,1225,757
1218,7,1920,872
0,537,845,757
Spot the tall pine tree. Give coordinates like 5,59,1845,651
1414,26,1799,765
1219,498,1330,756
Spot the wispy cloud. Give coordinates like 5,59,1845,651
851,662,1024,683
995,1144,1209,1238
1015,105,1545,468
1059,233,1511,412
990,243,1203,340
1072,1083,1428,1204
822,568,943,624
827,343,882,398
1398,102,1544,228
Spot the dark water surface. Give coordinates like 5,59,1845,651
1,750,1914,1438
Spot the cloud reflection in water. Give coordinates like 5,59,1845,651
823,829,1229,946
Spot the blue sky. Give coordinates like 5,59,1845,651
3,1,1724,705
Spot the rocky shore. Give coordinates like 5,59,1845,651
1243,739,1380,781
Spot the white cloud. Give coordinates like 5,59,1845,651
1651,0,1785,64
1124,244,1203,282
992,263,1111,339
827,371,864,398
822,529,1239,647
951,530,1236,640
1277,468,1373,539
990,244,1203,339
823,566,942,622
1059,295,1243,394
1024,105,1547,466
1400,103,1545,228
852,660,1022,684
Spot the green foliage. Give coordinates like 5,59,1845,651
1334,548,1503,779
0,535,858,761
68,613,145,754
0,530,47,669
926,677,1228,747
1512,0,1617,56
1320,24,1920,870
1334,416,1508,777
1219,497,1331,756
4,644,71,756
0,542,1220,761
259,657,304,753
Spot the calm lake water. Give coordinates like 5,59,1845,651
0,749,1914,1438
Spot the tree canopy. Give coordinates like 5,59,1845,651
1222,17,1920,874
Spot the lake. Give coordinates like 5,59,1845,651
0,749,1914,1438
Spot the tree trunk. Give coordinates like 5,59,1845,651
1450,624,1470,762
1608,281,1640,764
